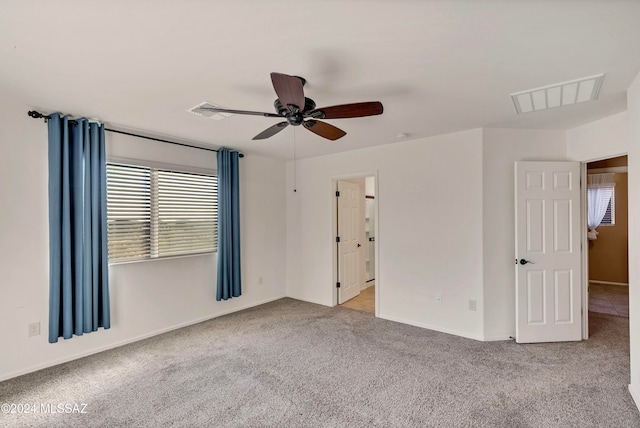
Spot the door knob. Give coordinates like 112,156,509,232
518,258,535,265
357,243,362,248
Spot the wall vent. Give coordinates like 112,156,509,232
188,102,233,120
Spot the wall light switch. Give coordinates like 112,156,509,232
435,293,442,304
468,300,477,311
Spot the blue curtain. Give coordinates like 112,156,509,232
216,148,242,300
48,114,110,343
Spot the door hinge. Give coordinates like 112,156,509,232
336,191,340,197
336,236,340,243
336,282,341,288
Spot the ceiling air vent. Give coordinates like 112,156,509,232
510,74,604,114
189,102,234,120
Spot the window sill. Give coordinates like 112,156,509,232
109,251,216,266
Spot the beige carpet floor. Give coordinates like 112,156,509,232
1,298,638,427
589,282,629,317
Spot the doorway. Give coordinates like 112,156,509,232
334,175,377,315
586,156,629,321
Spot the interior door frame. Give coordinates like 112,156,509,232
580,152,629,339
581,163,589,339
332,171,380,317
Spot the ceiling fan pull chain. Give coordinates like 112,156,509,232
293,127,297,193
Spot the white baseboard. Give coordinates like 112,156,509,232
482,334,514,342
0,294,286,382
379,313,485,342
285,293,333,307
630,384,640,413
379,314,512,342
361,280,375,290
589,280,629,286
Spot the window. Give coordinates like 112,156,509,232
600,187,615,226
587,173,616,233
107,162,218,263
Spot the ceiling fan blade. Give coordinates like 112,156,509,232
195,106,281,118
302,120,347,141
252,122,289,140
271,72,305,110
309,101,383,119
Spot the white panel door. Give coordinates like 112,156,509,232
515,161,582,343
338,181,362,304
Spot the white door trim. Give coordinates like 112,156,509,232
581,163,589,339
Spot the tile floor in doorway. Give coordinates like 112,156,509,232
340,284,375,314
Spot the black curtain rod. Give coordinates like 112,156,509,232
27,110,244,158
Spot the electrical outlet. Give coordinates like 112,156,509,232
28,322,40,337
258,276,263,285
435,293,442,304
468,300,477,311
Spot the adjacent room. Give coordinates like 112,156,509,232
587,156,629,318
1,1,640,426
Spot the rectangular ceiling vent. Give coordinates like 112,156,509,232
189,102,233,121
510,74,604,114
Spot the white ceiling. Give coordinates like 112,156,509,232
2,0,640,160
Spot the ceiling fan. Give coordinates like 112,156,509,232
197,72,384,141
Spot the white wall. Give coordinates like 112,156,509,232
566,111,629,161
482,129,567,340
286,129,486,340
284,127,569,341
627,71,640,410
0,96,287,381
563,100,636,411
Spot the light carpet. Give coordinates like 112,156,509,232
1,298,638,427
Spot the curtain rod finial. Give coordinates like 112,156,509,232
28,110,48,120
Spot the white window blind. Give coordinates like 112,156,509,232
601,189,615,225
157,169,218,257
107,162,217,263
107,164,152,261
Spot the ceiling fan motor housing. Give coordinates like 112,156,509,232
274,97,318,126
